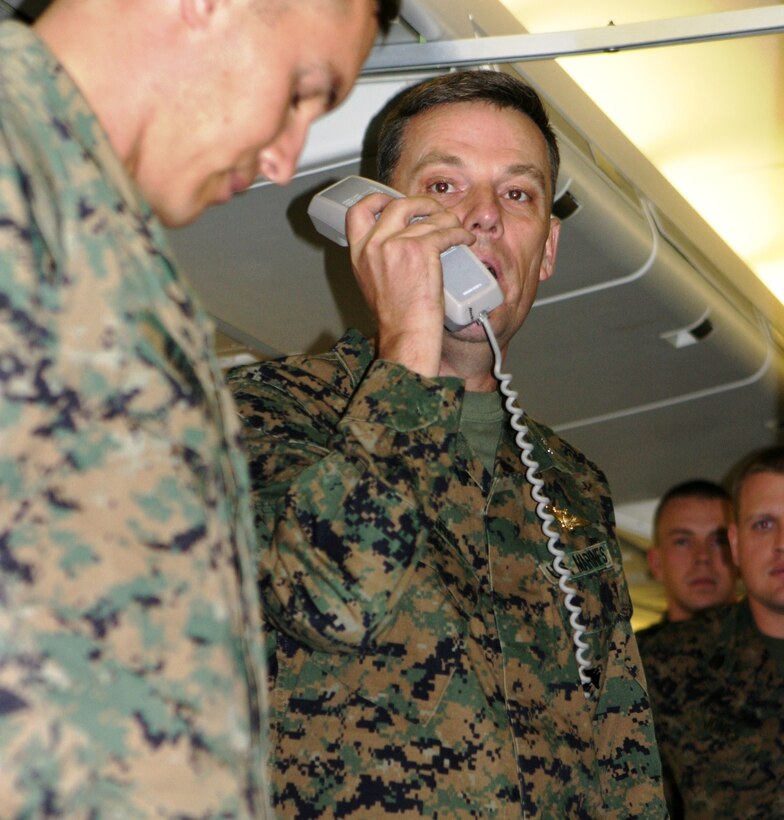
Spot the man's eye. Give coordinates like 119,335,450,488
506,188,529,202
428,181,453,195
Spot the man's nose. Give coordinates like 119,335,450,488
258,122,309,185
461,185,502,236
693,540,712,564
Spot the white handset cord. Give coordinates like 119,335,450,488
479,312,594,693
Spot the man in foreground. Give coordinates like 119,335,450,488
637,479,736,640
0,0,396,815
641,446,784,817
231,70,665,817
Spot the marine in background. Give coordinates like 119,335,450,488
637,479,736,641
640,446,784,818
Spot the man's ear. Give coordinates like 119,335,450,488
538,216,560,283
647,546,664,582
181,0,218,29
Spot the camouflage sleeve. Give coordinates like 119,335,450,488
0,127,265,816
0,133,129,814
594,614,667,814
638,619,707,819
230,356,463,653
603,496,666,812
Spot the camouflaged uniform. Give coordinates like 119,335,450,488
230,329,665,818
0,22,269,817
638,601,784,819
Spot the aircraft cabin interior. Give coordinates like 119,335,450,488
4,0,783,630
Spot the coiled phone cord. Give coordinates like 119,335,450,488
479,311,594,693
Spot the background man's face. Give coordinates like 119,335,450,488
730,472,784,625
650,495,735,620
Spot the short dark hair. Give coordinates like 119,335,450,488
731,445,784,512
653,479,730,537
375,0,399,35
376,69,560,200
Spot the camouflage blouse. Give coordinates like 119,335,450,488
639,601,784,819
0,22,268,818
231,329,665,818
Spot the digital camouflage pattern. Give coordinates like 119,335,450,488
638,601,784,819
230,329,665,818
0,22,269,817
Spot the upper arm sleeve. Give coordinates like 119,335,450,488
230,356,464,652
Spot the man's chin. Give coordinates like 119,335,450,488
152,196,204,229
445,319,492,343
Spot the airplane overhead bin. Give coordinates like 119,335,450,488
168,0,783,511
516,128,772,425
509,125,778,504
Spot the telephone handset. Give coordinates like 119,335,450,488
307,175,503,331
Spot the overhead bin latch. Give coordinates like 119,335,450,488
661,308,714,348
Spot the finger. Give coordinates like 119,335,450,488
346,193,450,243
345,191,396,242
399,217,477,255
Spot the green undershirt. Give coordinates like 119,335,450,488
459,389,505,476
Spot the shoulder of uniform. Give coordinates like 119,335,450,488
228,330,371,402
635,618,668,649
523,414,608,485
641,604,735,664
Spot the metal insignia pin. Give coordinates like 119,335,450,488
546,504,589,532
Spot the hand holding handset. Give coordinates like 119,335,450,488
307,176,502,331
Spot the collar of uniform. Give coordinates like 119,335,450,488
5,23,232,446
16,22,151,223
707,600,780,685
452,433,489,493
494,413,575,477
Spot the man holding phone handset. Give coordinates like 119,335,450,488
230,70,665,817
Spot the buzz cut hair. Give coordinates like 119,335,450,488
731,445,784,513
653,479,730,538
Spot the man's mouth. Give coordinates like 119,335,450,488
480,258,499,279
